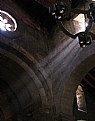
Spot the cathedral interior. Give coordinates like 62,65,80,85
0,0,95,121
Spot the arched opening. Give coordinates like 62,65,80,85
74,66,95,121
74,85,87,121
76,85,87,113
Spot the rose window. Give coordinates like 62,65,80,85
0,10,17,32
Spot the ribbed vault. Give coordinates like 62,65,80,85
1,0,95,121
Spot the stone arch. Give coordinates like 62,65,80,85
51,40,95,120
59,53,95,120
0,42,52,120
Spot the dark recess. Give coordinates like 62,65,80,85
12,0,83,32
81,67,95,96
12,0,56,32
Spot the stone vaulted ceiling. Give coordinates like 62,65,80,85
1,0,95,121
11,0,83,32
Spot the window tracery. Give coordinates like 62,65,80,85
0,10,17,32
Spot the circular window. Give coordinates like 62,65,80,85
0,10,17,32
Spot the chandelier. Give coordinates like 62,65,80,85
49,1,95,48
